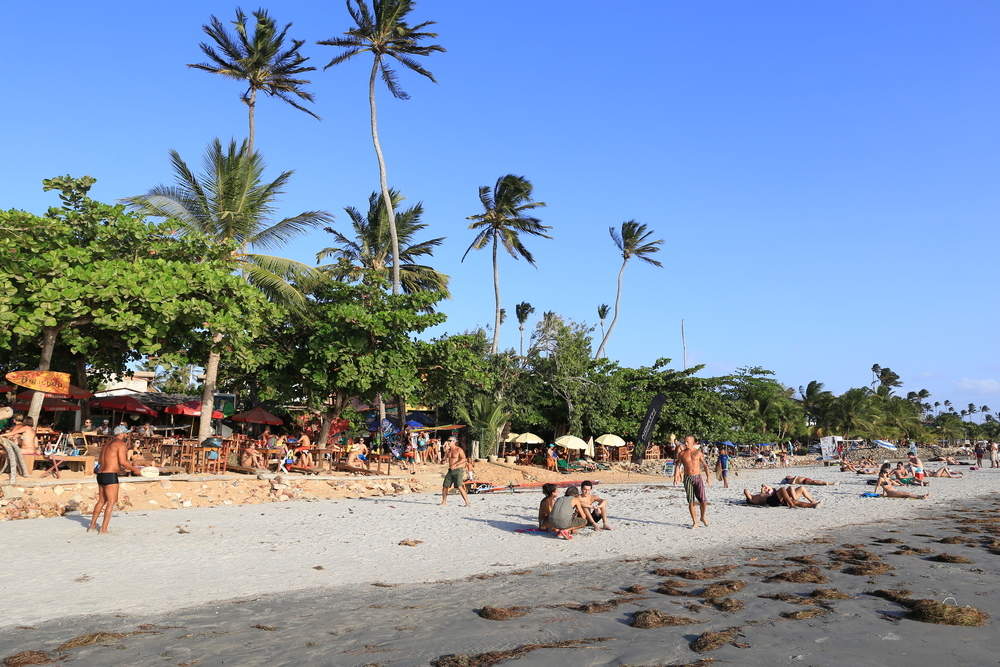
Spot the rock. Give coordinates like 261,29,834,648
148,500,158,505
52,486,64,496
2,487,24,499
182,500,192,508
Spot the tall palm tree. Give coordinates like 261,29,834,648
318,0,444,296
316,189,448,298
189,8,318,153
128,139,331,439
515,301,534,356
597,304,610,341
594,221,663,359
462,175,549,353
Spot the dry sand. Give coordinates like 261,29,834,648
0,464,995,633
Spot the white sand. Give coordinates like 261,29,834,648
2,463,996,628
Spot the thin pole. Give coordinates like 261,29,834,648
681,319,688,371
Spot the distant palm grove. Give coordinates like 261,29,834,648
1,1,996,454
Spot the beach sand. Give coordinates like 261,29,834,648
1,464,997,665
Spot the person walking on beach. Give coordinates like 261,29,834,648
440,438,472,507
716,448,731,488
88,434,141,534
990,441,999,469
673,435,710,528
974,442,985,468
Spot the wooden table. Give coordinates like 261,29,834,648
22,454,94,479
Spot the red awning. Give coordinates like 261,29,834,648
90,395,159,416
12,397,81,412
14,384,92,399
230,406,283,425
164,400,223,419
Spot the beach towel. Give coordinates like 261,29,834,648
861,492,880,498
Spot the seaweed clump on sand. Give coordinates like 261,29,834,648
758,592,818,606
873,537,903,544
827,547,893,575
811,588,851,600
781,607,830,620
567,596,642,614
928,553,973,564
891,546,933,556
689,627,741,653
764,567,827,584
868,590,989,626
2,651,55,667
699,580,746,598
705,597,744,613
784,555,821,565
56,632,128,651
937,536,972,545
656,581,694,596
431,637,612,666
622,584,647,594
477,606,529,621
630,609,700,628
842,561,893,576
654,565,736,580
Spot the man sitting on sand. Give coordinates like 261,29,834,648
781,475,835,486
543,487,599,539
744,484,821,508
88,434,142,533
875,464,929,499
579,480,612,530
538,483,558,528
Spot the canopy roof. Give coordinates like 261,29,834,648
230,406,283,425
164,400,223,419
12,397,80,412
90,395,158,416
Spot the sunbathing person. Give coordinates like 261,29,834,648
875,464,928,499
538,483,558,529
929,466,963,478
744,484,820,508
781,475,834,486
890,463,922,485
543,487,599,539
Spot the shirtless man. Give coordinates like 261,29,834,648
543,487,598,539
875,464,928,499
781,475,835,486
294,431,314,468
538,483,558,529
441,438,472,507
579,480,612,530
673,435,710,528
907,454,928,484
88,435,141,533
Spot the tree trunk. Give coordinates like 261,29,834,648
519,324,524,356
594,258,628,359
369,57,402,295
75,356,89,426
247,89,256,154
491,236,501,353
396,395,406,430
197,333,224,441
27,327,59,425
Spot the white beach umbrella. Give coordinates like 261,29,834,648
555,435,588,450
504,432,520,442
514,432,545,444
595,433,626,447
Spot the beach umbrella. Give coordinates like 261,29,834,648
555,435,588,450
165,401,223,419
514,432,544,444
405,419,424,429
230,406,283,425
12,397,80,412
504,432,520,442
595,433,626,447
874,439,898,451
89,395,158,416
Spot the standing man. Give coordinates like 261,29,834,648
990,441,999,469
441,438,472,507
88,434,141,534
673,435,711,528
974,442,985,468
716,447,731,489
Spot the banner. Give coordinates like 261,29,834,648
632,393,667,463
819,436,839,461
5,371,71,395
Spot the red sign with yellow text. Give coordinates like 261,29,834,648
4,371,71,395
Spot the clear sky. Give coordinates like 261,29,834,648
5,1,999,412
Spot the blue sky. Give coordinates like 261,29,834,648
5,1,999,412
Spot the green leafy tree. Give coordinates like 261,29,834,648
455,394,508,459
597,304,610,341
462,174,549,353
595,221,663,359
515,302,534,356
319,0,444,295
189,8,318,152
128,139,331,439
317,189,448,299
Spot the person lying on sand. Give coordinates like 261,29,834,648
929,466,963,478
876,464,929,499
543,487,599,539
579,480,612,530
538,483,558,529
781,475,835,486
743,484,821,508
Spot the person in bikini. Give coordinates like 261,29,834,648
88,434,142,533
781,475,835,486
440,438,472,507
543,487,598,539
907,454,930,485
929,466,963,478
673,435,710,528
3,416,39,457
875,463,928,499
579,480,612,530
744,484,821,508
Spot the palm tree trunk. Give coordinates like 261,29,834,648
247,88,256,154
491,235,501,353
595,259,628,358
368,57,402,296
197,333,224,441
519,324,524,356
27,327,59,425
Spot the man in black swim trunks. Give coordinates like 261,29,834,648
88,434,141,533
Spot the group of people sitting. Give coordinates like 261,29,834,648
537,481,612,539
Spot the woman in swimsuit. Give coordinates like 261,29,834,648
875,464,928,499
4,416,39,456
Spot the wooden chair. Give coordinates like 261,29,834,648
203,442,229,475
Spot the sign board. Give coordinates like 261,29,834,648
5,371,71,395
819,435,842,461
632,393,667,463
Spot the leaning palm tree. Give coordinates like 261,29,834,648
462,175,549,353
316,189,448,298
128,139,332,439
515,302,534,356
594,221,663,358
318,0,444,295
189,8,319,152
597,304,610,341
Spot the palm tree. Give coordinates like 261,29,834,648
128,139,331,439
597,304,610,341
189,8,318,152
515,302,534,356
318,0,444,295
594,221,663,358
462,174,549,353
317,189,448,298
